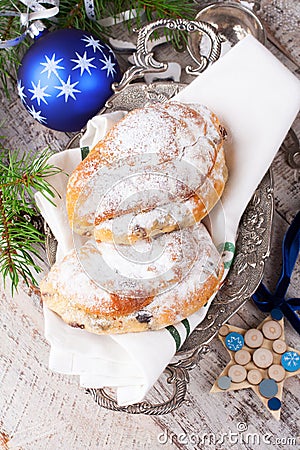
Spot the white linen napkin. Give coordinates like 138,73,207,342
37,35,300,406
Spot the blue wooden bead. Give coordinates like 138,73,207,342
217,376,232,390
225,332,244,352
267,397,281,411
259,379,278,398
271,308,283,320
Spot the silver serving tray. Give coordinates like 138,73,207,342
46,18,274,414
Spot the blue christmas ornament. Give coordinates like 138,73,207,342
17,28,121,132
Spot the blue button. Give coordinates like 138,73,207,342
217,376,232,390
267,397,281,411
281,351,300,372
259,379,278,398
271,308,283,321
225,332,244,352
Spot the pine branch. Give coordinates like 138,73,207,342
0,140,63,294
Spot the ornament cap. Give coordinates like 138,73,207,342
28,21,47,40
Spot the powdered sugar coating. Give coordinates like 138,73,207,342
94,147,227,244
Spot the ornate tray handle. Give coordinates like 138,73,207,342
86,346,210,414
113,18,223,92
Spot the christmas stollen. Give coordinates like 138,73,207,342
41,100,227,335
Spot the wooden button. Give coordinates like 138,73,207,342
244,329,263,348
272,339,287,354
259,379,278,398
225,332,244,352
262,320,282,340
234,349,251,366
219,325,230,337
268,364,286,382
253,348,273,369
228,364,247,383
247,369,263,385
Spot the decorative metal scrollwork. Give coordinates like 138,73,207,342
113,18,223,92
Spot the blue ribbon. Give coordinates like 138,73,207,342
252,210,300,334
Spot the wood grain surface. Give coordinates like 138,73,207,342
0,1,299,448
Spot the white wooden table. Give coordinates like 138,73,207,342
0,1,299,449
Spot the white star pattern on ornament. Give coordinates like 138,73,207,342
28,80,51,106
82,35,105,53
71,51,96,76
54,75,81,102
17,80,27,103
27,105,47,124
99,54,116,78
40,54,65,79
